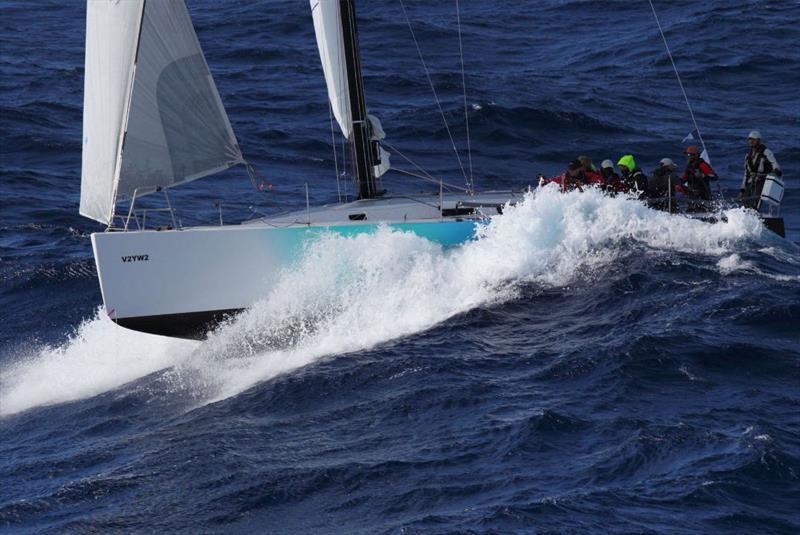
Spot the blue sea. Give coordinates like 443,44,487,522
2,0,799,532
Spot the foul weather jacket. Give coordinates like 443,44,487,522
621,167,647,198
681,159,716,201
741,143,781,190
647,167,678,210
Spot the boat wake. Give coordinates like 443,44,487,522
0,187,772,416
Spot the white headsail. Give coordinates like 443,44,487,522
81,0,244,225
80,0,142,224
310,0,390,177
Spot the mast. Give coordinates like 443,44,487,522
339,0,377,199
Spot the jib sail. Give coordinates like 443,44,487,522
80,0,243,225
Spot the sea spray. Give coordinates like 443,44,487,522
0,311,196,416
0,188,768,415
163,187,768,407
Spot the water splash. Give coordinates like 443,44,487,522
0,312,196,416
0,188,770,416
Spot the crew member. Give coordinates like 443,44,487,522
578,155,598,173
600,159,621,193
617,154,647,197
563,159,587,190
647,158,679,211
740,130,781,208
577,156,603,185
681,145,717,209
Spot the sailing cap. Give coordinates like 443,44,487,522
617,154,636,170
601,159,614,169
748,130,761,140
659,158,676,168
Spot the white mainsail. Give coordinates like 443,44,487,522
81,0,244,225
310,0,390,178
310,0,351,138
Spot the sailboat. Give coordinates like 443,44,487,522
81,0,519,339
81,1,788,340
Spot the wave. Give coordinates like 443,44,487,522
0,187,771,417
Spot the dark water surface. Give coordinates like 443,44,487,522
2,0,799,533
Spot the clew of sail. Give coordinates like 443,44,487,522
310,0,390,178
369,114,391,178
80,0,244,225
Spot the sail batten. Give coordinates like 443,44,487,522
81,0,243,225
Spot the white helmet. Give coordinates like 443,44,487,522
659,158,676,169
601,159,614,169
748,130,762,140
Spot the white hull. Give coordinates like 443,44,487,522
92,192,520,338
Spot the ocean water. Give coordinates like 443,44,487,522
1,0,799,533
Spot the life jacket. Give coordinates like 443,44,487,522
682,159,717,181
600,169,622,192
540,174,570,190
584,170,604,185
561,167,589,190
745,143,773,179
681,159,715,200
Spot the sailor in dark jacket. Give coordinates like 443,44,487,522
617,154,647,198
563,159,587,190
681,146,717,207
740,130,781,208
600,159,621,194
647,158,679,211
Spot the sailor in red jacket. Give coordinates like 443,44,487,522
681,145,717,202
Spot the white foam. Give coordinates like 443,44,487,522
0,187,773,416
718,249,800,281
718,253,755,275
166,187,771,406
0,311,196,416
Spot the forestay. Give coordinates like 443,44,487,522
80,0,243,225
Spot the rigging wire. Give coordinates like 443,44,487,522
382,139,469,191
399,0,469,185
382,139,439,182
455,0,474,192
246,162,269,191
390,168,470,192
647,0,708,157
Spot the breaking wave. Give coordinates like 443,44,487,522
0,187,770,416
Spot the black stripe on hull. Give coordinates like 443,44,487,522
762,217,785,238
114,308,245,340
